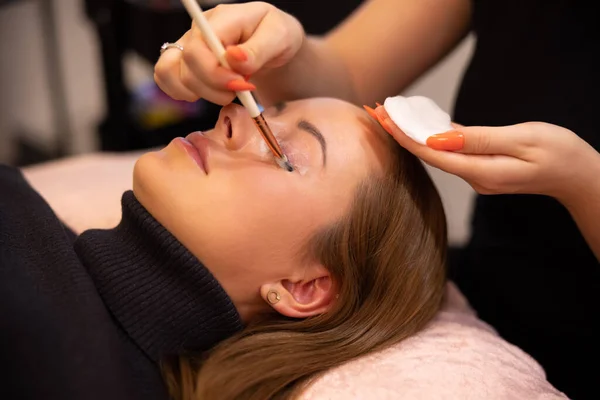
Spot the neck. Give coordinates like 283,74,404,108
74,191,243,361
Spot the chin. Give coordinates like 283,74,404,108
132,152,165,208
132,152,194,231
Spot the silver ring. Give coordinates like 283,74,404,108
160,42,184,55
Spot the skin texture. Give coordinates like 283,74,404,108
132,98,390,322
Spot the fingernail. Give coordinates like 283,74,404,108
363,105,378,120
373,107,393,134
227,45,248,62
375,102,382,107
426,131,464,151
378,118,394,135
226,79,256,92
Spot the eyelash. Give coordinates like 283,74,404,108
266,127,297,170
280,143,299,170
269,119,305,173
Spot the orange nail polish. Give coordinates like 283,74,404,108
378,118,394,135
363,105,378,120
373,107,393,134
426,131,465,151
226,79,256,92
227,46,248,62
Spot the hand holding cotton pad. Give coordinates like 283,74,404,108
382,95,453,145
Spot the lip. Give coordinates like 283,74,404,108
176,132,210,173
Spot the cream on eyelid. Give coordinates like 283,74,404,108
258,124,310,175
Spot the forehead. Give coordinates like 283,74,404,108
287,98,391,175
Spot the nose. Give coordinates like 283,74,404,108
217,103,257,151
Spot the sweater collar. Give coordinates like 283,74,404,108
74,191,243,362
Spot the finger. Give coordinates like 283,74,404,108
373,106,494,179
182,25,245,89
428,124,526,157
154,71,198,102
179,62,236,105
154,49,199,102
203,3,275,74
211,5,301,75
154,32,204,101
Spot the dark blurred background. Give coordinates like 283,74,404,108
0,0,362,166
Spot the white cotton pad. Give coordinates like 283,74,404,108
383,95,453,145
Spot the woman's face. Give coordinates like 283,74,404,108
133,98,390,318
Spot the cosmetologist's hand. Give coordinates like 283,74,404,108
373,106,600,205
154,2,304,104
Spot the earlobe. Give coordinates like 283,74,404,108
260,274,336,319
266,289,281,305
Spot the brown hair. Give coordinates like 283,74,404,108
163,134,447,399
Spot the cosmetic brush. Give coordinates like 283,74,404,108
181,0,293,172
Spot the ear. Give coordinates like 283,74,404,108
260,265,336,318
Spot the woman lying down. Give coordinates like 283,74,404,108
0,98,447,400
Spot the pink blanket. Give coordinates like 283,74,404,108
301,283,566,399
23,153,567,399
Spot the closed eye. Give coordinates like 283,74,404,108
271,102,327,167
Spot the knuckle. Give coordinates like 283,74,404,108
212,3,227,16
254,1,274,11
181,47,197,65
153,73,164,89
475,133,492,153
526,121,549,133
275,22,290,40
179,70,195,89
168,93,184,101
520,122,547,146
153,60,170,79
182,93,200,102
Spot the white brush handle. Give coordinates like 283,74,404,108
181,0,261,117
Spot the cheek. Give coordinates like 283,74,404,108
188,169,330,264
213,169,324,233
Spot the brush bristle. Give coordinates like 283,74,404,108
276,157,294,172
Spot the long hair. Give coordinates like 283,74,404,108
163,134,448,399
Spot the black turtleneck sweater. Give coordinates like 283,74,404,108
0,165,243,400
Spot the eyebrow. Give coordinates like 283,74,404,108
274,102,327,166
